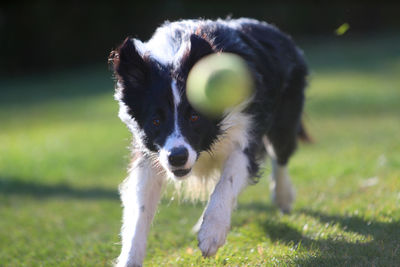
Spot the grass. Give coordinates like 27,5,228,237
1,34,400,266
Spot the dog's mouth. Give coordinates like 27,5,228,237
172,169,191,178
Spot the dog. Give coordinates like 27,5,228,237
109,18,308,267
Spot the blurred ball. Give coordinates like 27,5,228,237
186,53,253,117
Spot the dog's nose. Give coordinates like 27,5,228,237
168,146,188,167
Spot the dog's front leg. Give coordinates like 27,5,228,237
116,157,165,267
198,148,250,257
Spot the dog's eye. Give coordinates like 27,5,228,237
189,114,199,122
152,119,161,126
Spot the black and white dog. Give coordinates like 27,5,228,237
110,18,308,267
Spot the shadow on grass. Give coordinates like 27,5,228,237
0,176,119,200
237,201,277,213
258,207,400,266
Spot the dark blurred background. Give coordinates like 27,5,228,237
1,0,399,76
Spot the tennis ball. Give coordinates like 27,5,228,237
186,52,253,117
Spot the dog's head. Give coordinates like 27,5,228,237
110,35,222,180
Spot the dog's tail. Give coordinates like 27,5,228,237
298,121,312,143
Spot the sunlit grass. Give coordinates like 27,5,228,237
1,35,399,266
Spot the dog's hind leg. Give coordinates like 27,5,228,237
263,136,295,214
116,155,165,267
263,61,306,213
198,147,250,257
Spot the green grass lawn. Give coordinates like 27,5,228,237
1,35,399,266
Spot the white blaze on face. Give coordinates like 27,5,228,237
159,80,197,177
171,79,181,108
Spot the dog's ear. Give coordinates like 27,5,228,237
184,34,214,71
109,37,148,89
189,34,214,61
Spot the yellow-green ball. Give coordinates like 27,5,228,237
186,53,253,117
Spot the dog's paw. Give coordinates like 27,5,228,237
115,252,144,267
271,177,295,214
198,213,230,257
115,260,142,267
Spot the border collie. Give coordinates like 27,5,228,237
109,18,308,267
